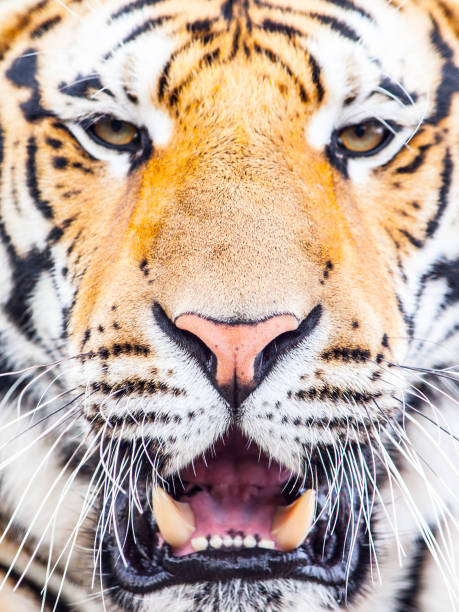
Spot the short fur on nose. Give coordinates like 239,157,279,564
175,314,299,390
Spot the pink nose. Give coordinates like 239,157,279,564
175,314,299,390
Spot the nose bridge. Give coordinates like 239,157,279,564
124,89,343,323
176,314,299,388
144,170,323,321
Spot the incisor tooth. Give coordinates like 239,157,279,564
210,535,223,549
243,535,256,548
223,535,233,548
152,487,195,549
271,489,315,552
191,537,208,552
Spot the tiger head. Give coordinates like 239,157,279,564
0,0,458,610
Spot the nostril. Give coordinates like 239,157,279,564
254,304,323,382
153,304,217,377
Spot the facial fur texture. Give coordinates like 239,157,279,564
0,0,458,610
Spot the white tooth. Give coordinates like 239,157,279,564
259,538,275,549
233,535,243,547
271,489,315,552
152,487,195,549
243,535,256,548
210,535,223,549
223,535,233,548
191,537,208,552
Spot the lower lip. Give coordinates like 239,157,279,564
104,490,369,600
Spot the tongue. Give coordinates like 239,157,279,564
175,484,284,554
170,448,291,555
152,433,315,556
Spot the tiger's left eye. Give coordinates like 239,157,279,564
337,121,391,155
89,118,140,149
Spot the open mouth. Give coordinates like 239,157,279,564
102,430,370,602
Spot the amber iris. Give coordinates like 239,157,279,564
338,121,388,154
91,118,139,147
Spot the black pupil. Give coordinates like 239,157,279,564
111,120,124,133
354,124,369,138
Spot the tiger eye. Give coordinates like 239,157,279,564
91,118,139,147
338,122,388,154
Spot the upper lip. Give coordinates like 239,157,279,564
101,429,372,602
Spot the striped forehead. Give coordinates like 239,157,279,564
40,0,433,116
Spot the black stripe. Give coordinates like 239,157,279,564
254,0,372,22
221,0,251,29
397,253,408,283
309,12,360,42
230,21,241,59
105,16,173,59
426,149,453,237
396,143,433,174
221,0,236,20
438,1,455,21
0,563,72,612
3,245,53,342
308,53,324,102
253,43,308,102
6,49,39,88
399,229,424,249
325,142,349,178
0,221,17,263
157,30,221,102
424,257,459,306
168,48,221,106
26,136,53,218
261,18,305,38
158,54,174,101
30,15,62,39
320,0,372,20
110,0,166,20
59,73,113,99
186,18,218,34
396,293,414,338
426,19,459,125
395,534,430,611
6,49,52,121
379,76,418,106
122,15,172,44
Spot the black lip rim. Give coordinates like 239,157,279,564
101,454,372,606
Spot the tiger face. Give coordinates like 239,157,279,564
0,0,458,610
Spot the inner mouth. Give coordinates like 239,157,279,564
154,430,314,555
103,430,370,601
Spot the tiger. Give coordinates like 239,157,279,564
0,0,458,610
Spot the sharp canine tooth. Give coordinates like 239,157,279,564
271,489,315,552
152,487,195,549
259,538,275,549
210,535,223,549
243,535,256,548
191,537,208,552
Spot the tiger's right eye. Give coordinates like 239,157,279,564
88,117,140,150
